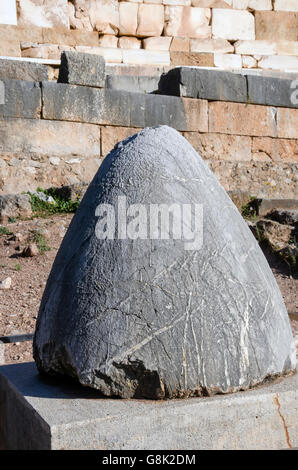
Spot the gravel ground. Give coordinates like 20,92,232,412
0,214,297,364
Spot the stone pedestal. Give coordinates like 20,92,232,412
0,362,297,450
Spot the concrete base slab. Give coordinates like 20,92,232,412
0,362,297,450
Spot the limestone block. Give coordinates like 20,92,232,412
209,102,277,137
191,0,232,6
214,53,242,68
233,0,272,9
136,5,165,37
274,0,298,12
170,37,190,51
276,41,298,56
190,38,233,53
163,0,191,5
252,137,298,163
258,55,298,71
255,11,298,41
277,108,298,139
170,51,214,65
164,6,211,38
98,35,118,48
234,40,277,55
75,46,123,63
70,0,119,34
0,40,21,57
122,49,170,65
18,0,69,29
21,44,74,60
143,37,172,50
0,0,17,25
247,75,298,109
212,9,255,40
119,2,138,35
42,28,100,47
118,37,141,49
242,55,257,68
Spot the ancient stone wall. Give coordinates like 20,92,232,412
0,1,298,69
0,56,297,199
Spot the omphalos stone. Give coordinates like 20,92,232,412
33,126,296,399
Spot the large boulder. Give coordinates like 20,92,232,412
33,126,296,399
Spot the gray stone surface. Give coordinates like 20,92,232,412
0,362,297,450
42,82,196,130
0,193,32,223
159,68,247,103
258,199,298,217
0,59,48,82
247,75,298,109
58,51,105,88
34,126,295,400
106,75,159,94
0,79,41,120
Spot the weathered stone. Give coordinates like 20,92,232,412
252,137,298,162
0,194,32,223
164,6,211,38
21,44,74,60
214,53,242,68
33,126,296,399
248,75,298,109
258,199,298,217
0,277,12,290
75,46,123,63
18,0,69,29
209,102,277,137
119,2,138,35
274,0,298,12
0,40,21,58
0,0,17,25
105,75,160,93
143,37,172,51
190,38,234,53
0,59,48,82
258,55,298,71
118,37,141,49
255,219,294,251
183,132,252,161
276,40,298,56
277,108,298,139
242,55,257,68
98,35,118,48
70,0,119,34
0,79,41,120
58,51,106,88
233,0,272,8
255,11,298,41
212,9,255,40
137,4,165,37
42,27,100,47
234,40,277,56
101,126,142,155
122,50,170,65
191,0,232,6
170,51,214,66
159,68,247,103
22,243,39,258
170,37,190,51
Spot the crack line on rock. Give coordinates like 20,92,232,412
273,393,292,449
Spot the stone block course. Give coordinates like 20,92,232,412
255,11,298,41
277,108,298,139
0,80,41,120
247,75,298,109
170,51,214,66
164,6,211,38
209,101,277,137
58,51,106,88
0,59,48,82
212,8,255,40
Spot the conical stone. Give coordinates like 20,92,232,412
33,126,296,399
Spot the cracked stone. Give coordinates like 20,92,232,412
33,126,296,399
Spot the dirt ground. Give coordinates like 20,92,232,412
0,214,297,364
